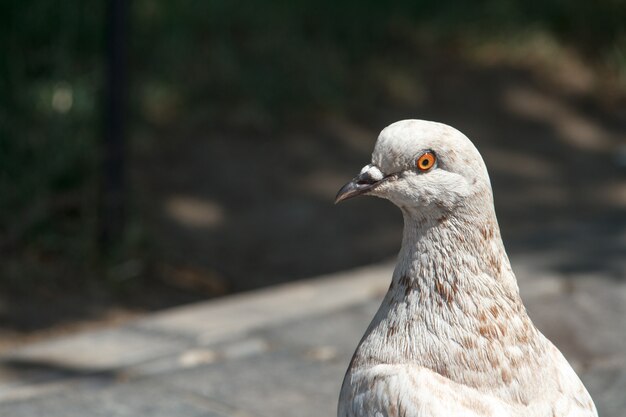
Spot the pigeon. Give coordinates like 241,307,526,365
335,120,597,417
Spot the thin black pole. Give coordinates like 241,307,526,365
99,0,129,251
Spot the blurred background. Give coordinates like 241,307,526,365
0,0,625,351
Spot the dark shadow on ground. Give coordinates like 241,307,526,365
0,358,120,381
137,51,626,293
1,46,624,341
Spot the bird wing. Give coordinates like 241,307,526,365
339,364,518,417
543,341,598,417
339,358,598,417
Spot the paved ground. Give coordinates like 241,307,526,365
0,252,625,417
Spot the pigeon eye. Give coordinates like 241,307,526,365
416,152,436,171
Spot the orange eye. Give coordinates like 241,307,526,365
416,152,436,171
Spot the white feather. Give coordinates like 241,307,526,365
338,120,597,417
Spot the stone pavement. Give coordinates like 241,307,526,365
0,254,624,417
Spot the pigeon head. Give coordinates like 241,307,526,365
336,120,492,217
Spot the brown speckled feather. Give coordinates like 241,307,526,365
336,120,597,417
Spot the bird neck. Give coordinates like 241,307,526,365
350,206,543,389
395,205,520,300
350,207,546,398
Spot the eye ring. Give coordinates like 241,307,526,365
416,151,436,171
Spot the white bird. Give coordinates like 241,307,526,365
335,120,597,417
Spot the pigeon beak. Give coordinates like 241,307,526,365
335,164,387,204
